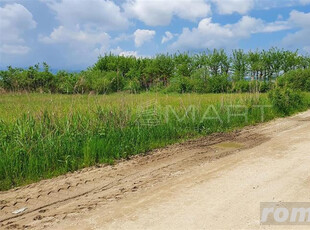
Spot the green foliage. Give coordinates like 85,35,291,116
191,77,208,94
268,87,307,115
164,77,193,93
0,92,309,190
56,71,77,94
232,49,247,81
174,52,194,77
93,76,111,94
207,74,231,93
259,81,273,93
124,78,141,93
233,81,250,93
0,49,309,95
0,93,272,190
278,68,310,92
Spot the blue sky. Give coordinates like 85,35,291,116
0,0,309,70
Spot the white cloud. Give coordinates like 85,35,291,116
123,0,211,26
171,16,290,51
253,20,290,33
111,46,139,57
40,0,127,65
39,26,110,66
0,44,30,55
211,0,254,15
45,0,129,31
119,50,139,57
288,10,310,28
134,29,156,47
113,33,133,43
283,29,310,48
282,10,310,51
210,0,310,13
39,26,110,45
110,46,123,54
299,0,310,5
161,31,174,44
0,3,36,54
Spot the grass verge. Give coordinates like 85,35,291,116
0,92,309,190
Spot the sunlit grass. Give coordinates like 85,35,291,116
0,92,309,191
0,92,263,122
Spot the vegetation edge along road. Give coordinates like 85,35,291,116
1,91,310,191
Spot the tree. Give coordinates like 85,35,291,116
231,49,247,81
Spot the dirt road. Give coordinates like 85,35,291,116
1,110,310,230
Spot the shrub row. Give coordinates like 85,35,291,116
1,48,309,94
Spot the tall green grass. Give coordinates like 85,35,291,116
0,92,309,190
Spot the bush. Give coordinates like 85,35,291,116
233,80,250,93
207,75,231,93
278,68,310,92
105,71,125,92
268,87,306,115
83,71,125,94
164,76,194,94
259,81,273,93
56,71,77,94
124,78,141,93
93,77,110,94
191,78,207,93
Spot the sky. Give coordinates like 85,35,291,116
0,0,310,70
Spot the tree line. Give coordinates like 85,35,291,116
1,48,309,94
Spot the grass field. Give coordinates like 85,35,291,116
0,93,268,122
0,92,309,191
